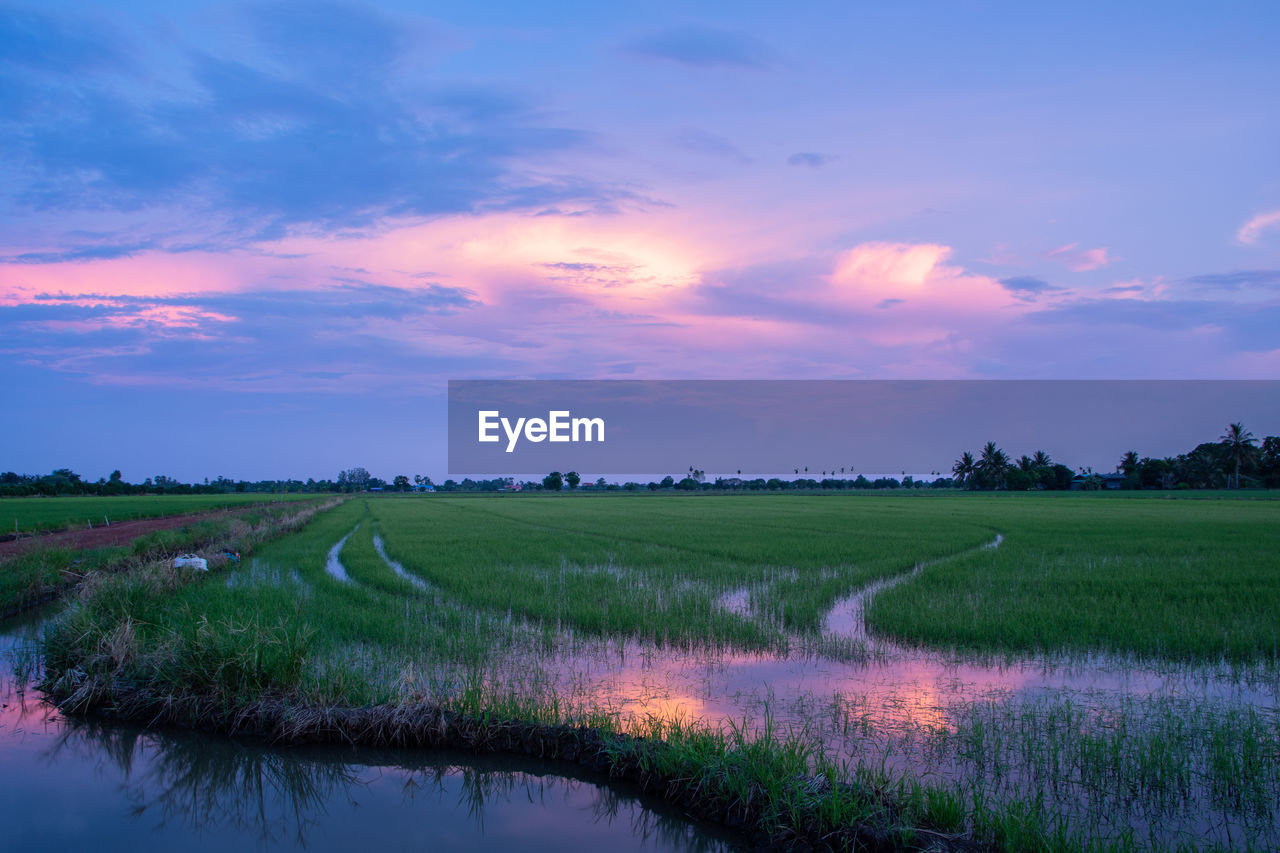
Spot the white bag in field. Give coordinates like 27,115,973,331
173,554,208,571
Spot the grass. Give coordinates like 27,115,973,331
0,493,321,536
866,495,1280,662
36,490,1280,851
0,500,326,617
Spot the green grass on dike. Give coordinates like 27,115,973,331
1,493,321,535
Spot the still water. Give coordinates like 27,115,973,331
0,612,735,852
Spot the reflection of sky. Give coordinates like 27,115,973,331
0,628,730,852
521,581,1280,754
2,2,1279,480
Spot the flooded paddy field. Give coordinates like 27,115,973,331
27,493,1280,850
0,612,734,852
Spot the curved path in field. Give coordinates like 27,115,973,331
823,533,1003,645
325,525,359,583
372,532,429,592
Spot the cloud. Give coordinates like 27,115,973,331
3,242,158,264
0,5,623,249
997,275,1063,301
2,281,482,391
672,128,752,163
976,243,1018,266
626,27,777,69
1045,243,1113,272
685,242,1016,342
786,152,834,168
1182,269,1280,291
1236,210,1280,245
1028,296,1280,352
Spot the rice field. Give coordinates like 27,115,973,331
41,492,1280,851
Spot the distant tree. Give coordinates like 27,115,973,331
1261,436,1280,487
1118,450,1139,476
952,451,976,489
566,471,581,489
1220,422,1257,488
109,469,123,483
340,467,371,492
392,475,411,491
1016,455,1034,472
1005,468,1033,491
977,442,1010,490
542,471,563,491
660,475,675,489
1031,450,1052,468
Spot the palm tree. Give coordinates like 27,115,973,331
1032,450,1052,469
1118,450,1139,476
1017,454,1034,472
1220,422,1257,488
978,441,1010,490
952,451,976,489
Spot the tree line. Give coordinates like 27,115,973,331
4,422,1275,497
951,422,1279,491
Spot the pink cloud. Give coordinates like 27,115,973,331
1045,242,1113,272
5,207,1274,393
1236,209,1280,245
827,242,1016,315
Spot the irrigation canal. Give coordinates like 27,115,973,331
0,608,736,852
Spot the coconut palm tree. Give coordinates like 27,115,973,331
1220,422,1257,488
978,441,1010,490
1032,450,1052,468
1118,450,1139,476
1017,454,1034,472
952,451,976,489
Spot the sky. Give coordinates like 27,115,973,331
2,1,1279,481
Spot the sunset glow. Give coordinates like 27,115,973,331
1,1,1277,478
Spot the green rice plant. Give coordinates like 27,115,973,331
867,494,1280,662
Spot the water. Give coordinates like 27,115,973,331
0,611,736,852
373,533,429,592
422,533,1280,849
324,525,357,583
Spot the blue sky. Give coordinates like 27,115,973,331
2,1,1278,481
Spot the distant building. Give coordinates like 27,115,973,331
414,483,435,492
1070,473,1127,490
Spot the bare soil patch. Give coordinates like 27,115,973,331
0,507,258,558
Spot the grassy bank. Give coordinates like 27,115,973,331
0,498,331,618
38,492,1279,850
1,493,322,536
